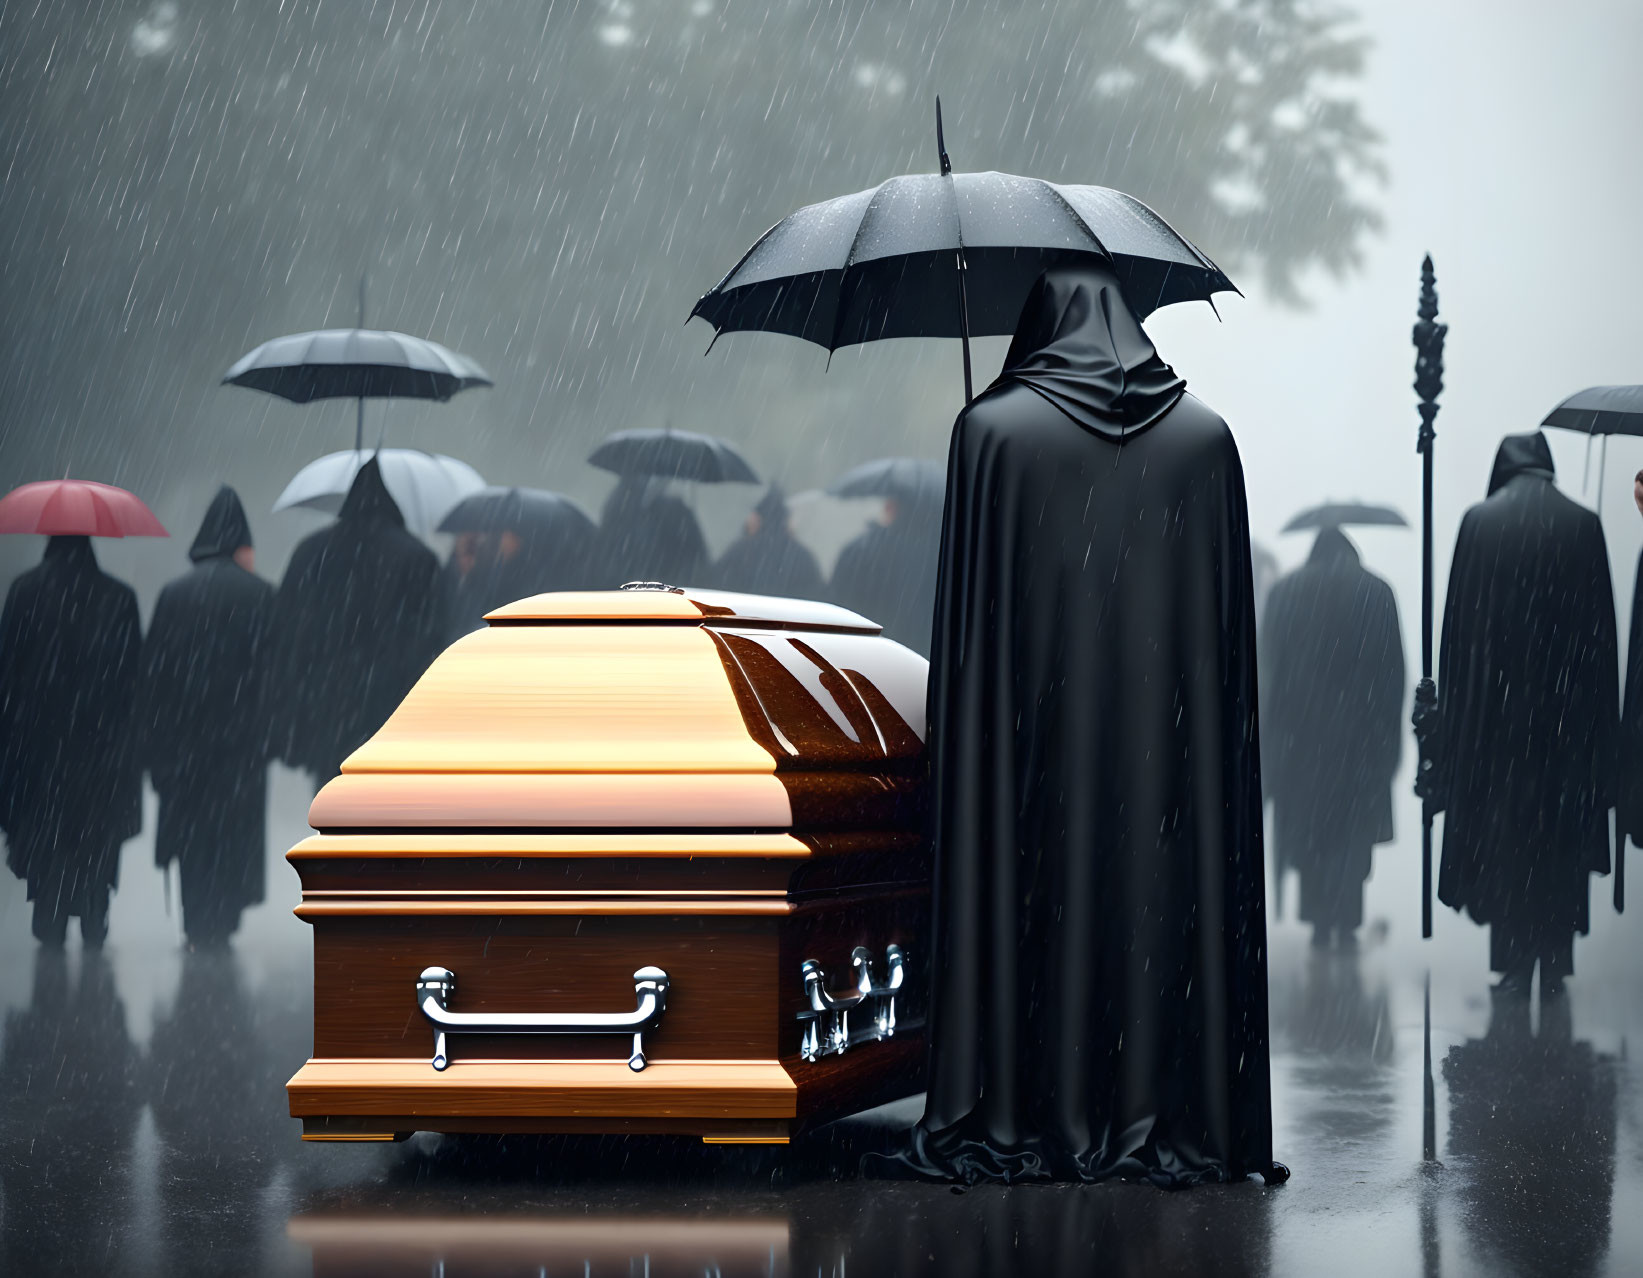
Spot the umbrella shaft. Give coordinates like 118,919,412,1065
956,249,974,405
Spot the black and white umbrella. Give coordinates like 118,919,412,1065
588,427,759,485
692,100,1233,401
222,279,491,450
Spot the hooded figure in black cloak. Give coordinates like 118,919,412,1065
1260,527,1405,946
266,457,443,786
137,487,274,946
829,493,943,655
0,536,142,946
713,485,825,599
592,476,709,588
1435,432,1617,995
890,262,1277,1186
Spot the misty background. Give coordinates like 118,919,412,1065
2,0,1643,1055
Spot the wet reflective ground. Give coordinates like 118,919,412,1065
2,797,1641,1276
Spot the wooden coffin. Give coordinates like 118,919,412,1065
286,585,931,1143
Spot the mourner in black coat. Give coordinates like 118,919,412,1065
896,263,1277,1186
593,477,709,588
713,485,825,600
138,487,274,946
1617,470,1643,871
830,496,942,655
0,536,143,946
1260,527,1405,946
1435,431,1617,994
267,458,443,786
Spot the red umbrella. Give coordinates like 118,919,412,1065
0,479,168,538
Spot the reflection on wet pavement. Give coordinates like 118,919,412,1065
0,925,1640,1276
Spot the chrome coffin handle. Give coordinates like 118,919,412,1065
798,945,907,1062
416,965,670,1073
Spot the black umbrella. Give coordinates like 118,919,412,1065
1281,502,1409,533
1542,384,1643,436
828,457,946,509
691,99,1234,402
588,428,759,485
222,278,491,451
437,486,596,539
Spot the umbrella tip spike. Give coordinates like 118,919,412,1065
936,96,951,176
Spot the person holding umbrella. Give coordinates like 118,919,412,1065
1261,505,1407,949
136,487,274,948
265,457,443,787
0,479,165,947
1433,431,1617,999
713,484,825,601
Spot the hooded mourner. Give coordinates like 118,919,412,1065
0,535,143,945
266,458,443,785
137,486,275,945
828,492,943,656
592,477,709,588
713,485,825,599
1260,527,1405,944
1435,431,1617,990
893,263,1277,1186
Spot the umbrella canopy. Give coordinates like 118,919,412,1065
691,102,1230,405
274,449,484,538
437,486,596,539
828,457,946,509
588,428,759,485
1281,502,1409,533
222,329,492,405
1541,385,1643,437
0,479,168,537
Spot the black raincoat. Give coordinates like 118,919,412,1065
1435,432,1617,973
266,459,443,784
137,487,273,943
1260,528,1405,932
713,486,825,599
903,263,1274,1185
592,478,709,588
828,502,942,654
1619,551,1643,855
0,536,143,918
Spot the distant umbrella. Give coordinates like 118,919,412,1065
1282,503,1410,533
274,449,484,538
1542,385,1643,437
0,479,168,538
437,486,596,539
692,98,1233,402
588,428,759,484
828,458,946,509
221,277,491,451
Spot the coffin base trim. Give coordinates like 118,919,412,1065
288,1057,798,1122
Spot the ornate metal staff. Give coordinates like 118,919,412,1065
1411,255,1447,941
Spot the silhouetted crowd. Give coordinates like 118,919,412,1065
0,456,941,948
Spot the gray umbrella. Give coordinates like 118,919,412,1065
222,278,491,450
437,486,596,539
691,99,1233,402
1542,386,1643,513
1281,502,1409,533
828,457,946,510
588,427,759,484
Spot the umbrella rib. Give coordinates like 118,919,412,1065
826,183,897,355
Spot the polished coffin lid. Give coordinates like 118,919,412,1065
308,587,929,832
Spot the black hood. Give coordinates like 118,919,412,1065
993,262,1187,441
337,456,406,527
188,485,253,562
42,534,97,570
1487,431,1556,496
1308,526,1360,565
753,484,789,527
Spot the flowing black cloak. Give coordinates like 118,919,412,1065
0,537,142,909
1435,432,1616,961
266,459,443,783
907,264,1274,1186
592,478,709,588
1619,551,1643,852
713,486,825,599
137,487,273,940
829,506,942,655
1260,529,1405,927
